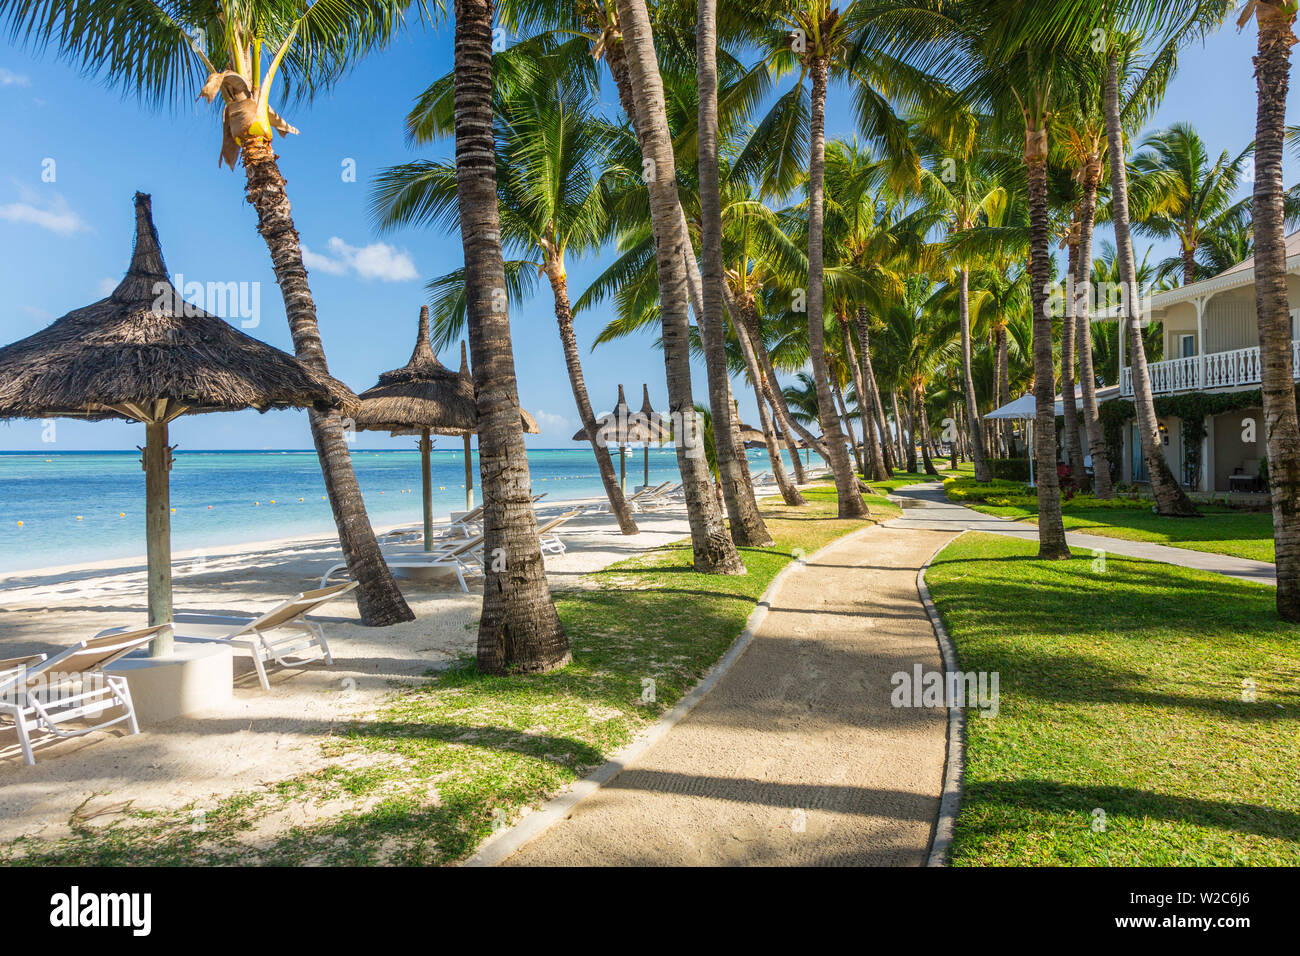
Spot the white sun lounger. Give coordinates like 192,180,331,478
379,503,484,545
537,509,585,556
634,481,683,510
323,535,487,593
379,493,548,544
607,481,672,513
0,626,162,765
97,584,358,692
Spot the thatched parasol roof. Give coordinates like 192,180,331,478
574,383,663,445
737,422,766,448
352,309,537,435
0,193,343,422
636,384,672,444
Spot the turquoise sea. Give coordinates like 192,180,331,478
0,446,805,574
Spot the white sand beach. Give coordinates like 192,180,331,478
0,497,690,850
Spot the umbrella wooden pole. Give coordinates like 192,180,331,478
463,433,474,511
143,419,173,657
420,429,434,551
619,445,626,493
643,444,649,487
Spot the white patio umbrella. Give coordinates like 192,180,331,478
984,394,1039,486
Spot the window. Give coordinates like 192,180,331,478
1179,333,1196,358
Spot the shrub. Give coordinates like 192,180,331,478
943,477,1030,503
989,457,1032,482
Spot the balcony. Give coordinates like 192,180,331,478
1120,340,1300,397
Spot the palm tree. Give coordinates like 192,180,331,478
1194,208,1255,276
919,139,1007,483
950,5,1074,559
1243,0,1300,622
1132,122,1253,284
760,2,874,518
697,0,774,547
1100,25,1203,517
1057,64,1115,496
452,0,570,672
614,0,745,573
371,48,642,536
0,0,419,625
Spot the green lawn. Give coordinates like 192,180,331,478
926,532,1300,866
3,486,893,866
944,477,1277,563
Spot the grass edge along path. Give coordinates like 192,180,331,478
943,477,1277,564
1,484,898,866
925,531,1300,866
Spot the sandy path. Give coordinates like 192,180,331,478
502,523,955,867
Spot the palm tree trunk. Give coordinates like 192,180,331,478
546,264,638,534
616,0,744,574
753,372,802,505
997,323,1012,455
1075,162,1114,497
734,303,804,504
1025,117,1070,559
698,0,773,547
806,55,867,517
840,315,886,479
918,393,941,477
1060,236,1087,481
239,139,413,627
454,0,570,672
950,402,960,470
1105,50,1197,516
1183,244,1198,285
775,393,808,483
853,308,894,473
748,313,829,462
832,377,864,475
958,268,993,481
1252,2,1300,621
894,391,910,471
904,389,919,473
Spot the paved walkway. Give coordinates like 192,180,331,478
886,483,1277,587
501,524,955,866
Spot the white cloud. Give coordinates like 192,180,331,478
0,68,30,87
532,410,575,432
300,237,417,282
0,190,89,235
96,278,118,297
19,305,52,321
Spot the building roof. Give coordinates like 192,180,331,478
1092,230,1300,321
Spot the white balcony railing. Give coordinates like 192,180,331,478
1119,340,1300,397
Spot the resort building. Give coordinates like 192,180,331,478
1098,231,1300,495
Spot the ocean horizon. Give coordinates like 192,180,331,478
0,445,803,574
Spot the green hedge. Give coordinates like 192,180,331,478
989,458,1032,482
945,476,1156,512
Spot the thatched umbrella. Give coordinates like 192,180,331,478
738,422,767,449
0,193,341,656
351,308,537,547
574,383,665,492
633,384,671,487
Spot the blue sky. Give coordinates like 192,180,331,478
0,16,1295,452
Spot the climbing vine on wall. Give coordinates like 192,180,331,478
1096,386,1298,486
